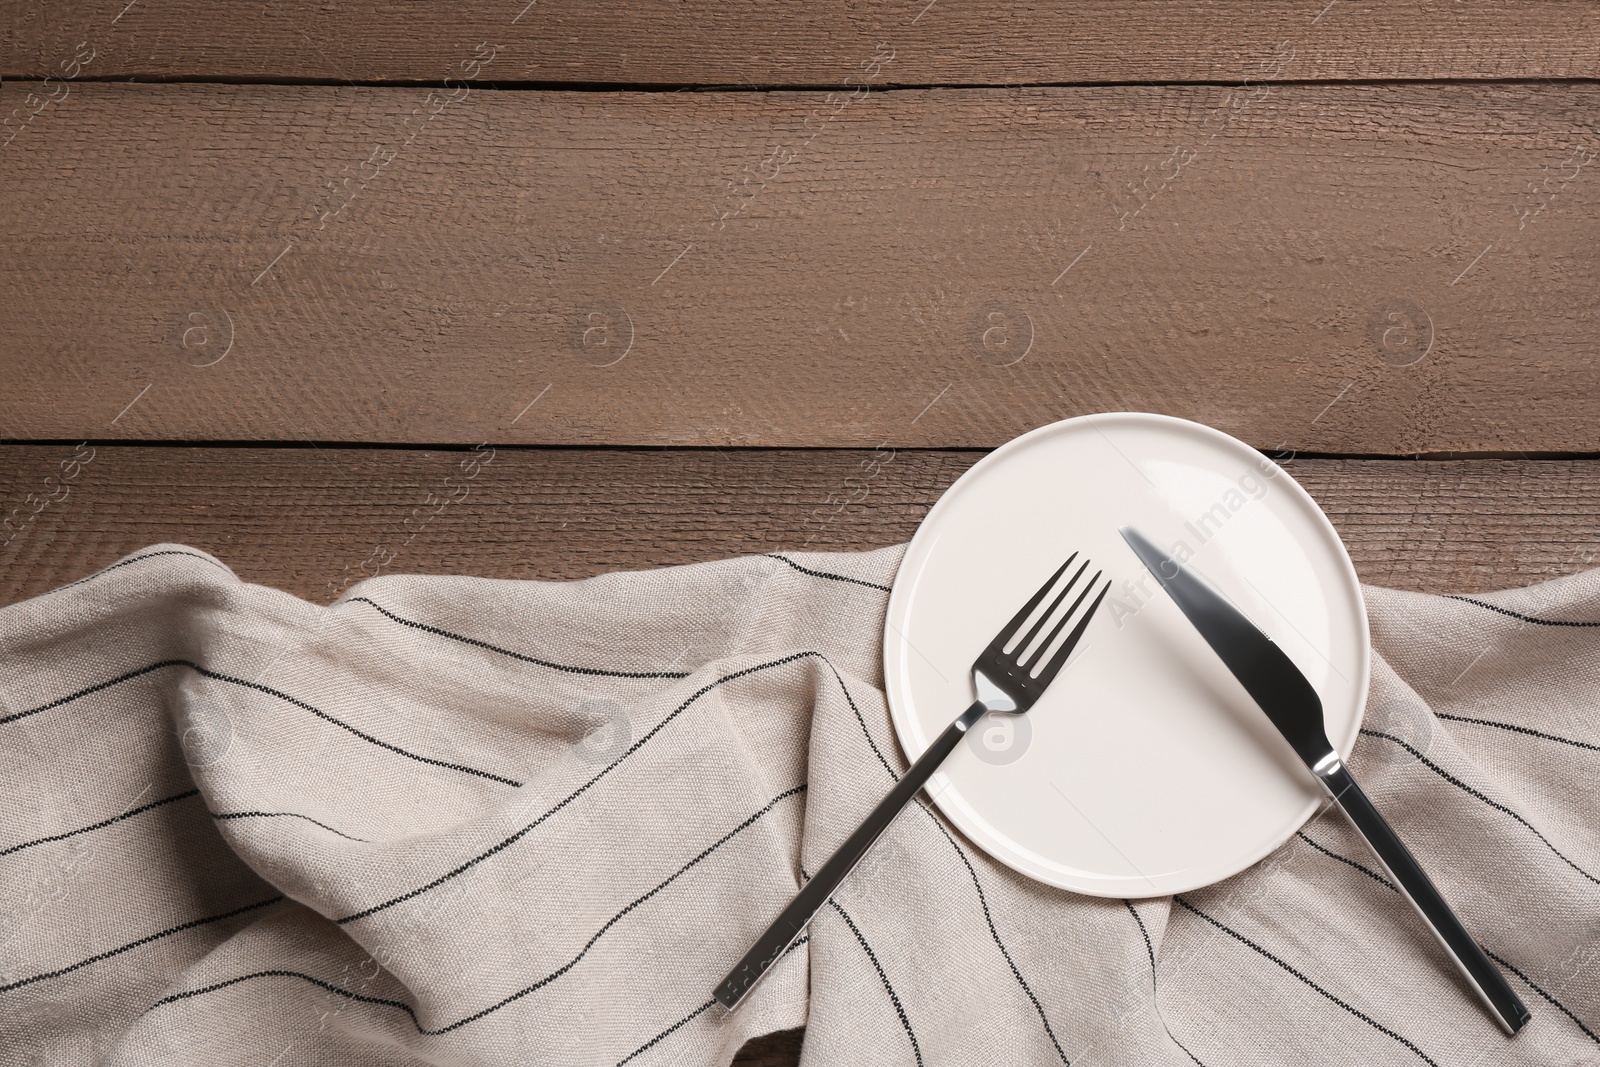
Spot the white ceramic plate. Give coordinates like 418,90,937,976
884,412,1369,897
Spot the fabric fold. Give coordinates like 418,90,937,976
0,545,1596,1066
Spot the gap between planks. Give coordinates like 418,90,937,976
1,446,1597,608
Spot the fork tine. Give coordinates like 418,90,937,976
1019,566,1102,669
989,552,1077,653
1031,577,1111,686
1010,557,1091,661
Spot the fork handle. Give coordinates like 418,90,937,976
713,699,989,1010
1321,762,1530,1035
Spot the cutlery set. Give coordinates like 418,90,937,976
715,524,1530,1035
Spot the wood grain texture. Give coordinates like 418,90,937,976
5,1,1598,85
3,445,1597,608
3,82,1597,452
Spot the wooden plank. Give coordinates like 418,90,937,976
3,83,1597,452
5,1,1598,85
3,445,1597,608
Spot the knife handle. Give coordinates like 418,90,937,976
713,699,989,1011
1319,760,1530,1035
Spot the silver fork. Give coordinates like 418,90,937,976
713,553,1112,1009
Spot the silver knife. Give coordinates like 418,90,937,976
1119,525,1529,1035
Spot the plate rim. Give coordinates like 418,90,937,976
882,411,1371,896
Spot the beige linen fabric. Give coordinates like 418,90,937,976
1,544,1597,1066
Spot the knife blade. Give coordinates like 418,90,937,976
1119,524,1530,1036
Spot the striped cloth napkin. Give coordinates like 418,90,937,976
2,544,1597,1066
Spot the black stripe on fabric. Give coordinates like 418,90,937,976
1436,713,1600,754
1484,948,1600,1046
614,936,810,1067
336,650,827,925
0,659,521,787
151,968,423,1028
1172,897,1438,1067
1123,901,1204,1067
50,549,232,597
1297,832,1600,1048
822,657,1070,1064
0,660,176,728
152,788,808,1035
345,597,692,680
185,662,522,788
421,784,807,1034
761,553,893,594
211,810,368,843
917,807,1071,1065
1442,594,1600,628
617,998,715,1066
1360,728,1600,887
819,657,900,779
827,899,924,1067
0,895,282,994
1294,831,1396,893
0,788,200,859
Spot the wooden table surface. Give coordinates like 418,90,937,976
4,4,1598,1062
